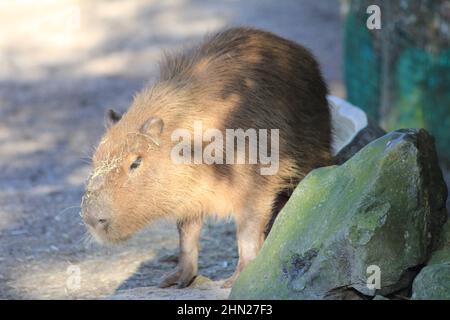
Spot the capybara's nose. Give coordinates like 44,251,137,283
83,211,110,230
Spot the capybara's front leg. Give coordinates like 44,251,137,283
159,218,202,288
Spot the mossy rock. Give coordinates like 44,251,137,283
230,129,447,300
412,222,450,300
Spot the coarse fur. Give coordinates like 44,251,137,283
81,27,333,288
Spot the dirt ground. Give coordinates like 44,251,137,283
0,0,347,299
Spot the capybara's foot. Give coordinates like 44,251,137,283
158,267,196,289
158,269,181,288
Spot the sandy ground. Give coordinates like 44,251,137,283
0,0,345,299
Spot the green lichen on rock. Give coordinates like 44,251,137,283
230,129,447,300
412,222,450,300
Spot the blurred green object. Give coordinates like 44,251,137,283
344,10,380,120
343,0,450,161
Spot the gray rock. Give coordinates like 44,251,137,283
335,117,386,164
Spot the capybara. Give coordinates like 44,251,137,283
81,27,332,288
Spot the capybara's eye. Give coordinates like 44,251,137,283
129,156,142,171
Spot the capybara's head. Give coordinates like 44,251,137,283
81,108,177,244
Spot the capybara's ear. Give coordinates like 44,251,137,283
141,117,164,137
105,109,122,128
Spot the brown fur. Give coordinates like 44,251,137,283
81,27,332,288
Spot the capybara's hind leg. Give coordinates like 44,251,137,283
222,211,268,288
159,217,203,288
264,189,291,237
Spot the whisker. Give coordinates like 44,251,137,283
79,158,92,165
80,231,96,249
78,149,94,161
57,205,81,217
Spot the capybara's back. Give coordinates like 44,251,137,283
82,27,332,288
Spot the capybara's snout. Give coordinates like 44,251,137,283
81,203,110,231
81,190,113,241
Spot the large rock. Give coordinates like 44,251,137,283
412,221,450,300
230,129,448,300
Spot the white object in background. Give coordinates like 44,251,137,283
328,95,368,156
